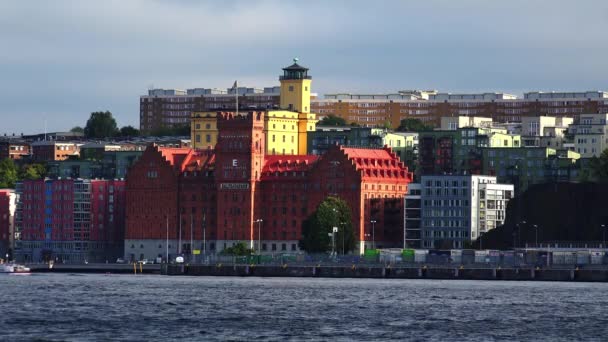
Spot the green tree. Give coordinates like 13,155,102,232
318,114,347,126
587,149,608,182
20,163,46,180
70,126,84,134
221,242,254,256
396,118,433,132
84,111,119,138
0,158,18,188
299,196,356,254
119,125,140,137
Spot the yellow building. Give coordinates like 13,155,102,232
191,59,317,155
191,112,218,150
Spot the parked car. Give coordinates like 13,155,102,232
116,258,125,264
140,259,151,265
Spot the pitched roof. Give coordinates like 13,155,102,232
263,155,318,173
340,146,411,179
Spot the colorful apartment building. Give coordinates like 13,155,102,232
13,179,125,263
125,110,413,261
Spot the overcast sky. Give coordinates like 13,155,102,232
1,0,607,134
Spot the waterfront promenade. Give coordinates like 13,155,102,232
23,262,608,282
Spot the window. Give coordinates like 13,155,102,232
206,123,211,129
289,86,294,91
196,135,201,143
206,134,211,143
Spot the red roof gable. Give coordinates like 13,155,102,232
340,146,411,179
263,155,319,173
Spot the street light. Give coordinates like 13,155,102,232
532,224,539,248
370,220,377,250
601,224,606,248
254,219,263,256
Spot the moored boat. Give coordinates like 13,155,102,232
0,263,31,275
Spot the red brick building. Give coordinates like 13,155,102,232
13,179,125,263
0,189,15,259
125,111,412,260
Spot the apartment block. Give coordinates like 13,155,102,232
31,141,81,162
140,86,281,134
0,140,30,160
568,113,608,158
13,179,125,263
311,91,608,129
419,175,514,249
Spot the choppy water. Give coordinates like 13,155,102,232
1,274,607,341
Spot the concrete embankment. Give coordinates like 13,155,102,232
164,264,608,282
30,263,161,274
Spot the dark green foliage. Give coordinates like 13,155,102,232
299,196,356,254
0,158,18,188
318,114,347,126
84,111,119,138
119,126,140,137
70,126,84,134
221,242,254,256
478,182,608,250
396,118,433,132
586,149,608,183
20,163,46,180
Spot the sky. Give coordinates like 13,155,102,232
1,0,607,134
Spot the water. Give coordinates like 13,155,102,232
1,274,607,341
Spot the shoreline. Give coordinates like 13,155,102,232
24,263,608,282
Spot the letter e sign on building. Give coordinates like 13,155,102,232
232,159,238,167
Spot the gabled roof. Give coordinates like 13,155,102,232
263,155,318,173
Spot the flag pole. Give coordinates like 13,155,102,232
235,80,239,116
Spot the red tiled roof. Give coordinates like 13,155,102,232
340,146,411,179
263,155,319,173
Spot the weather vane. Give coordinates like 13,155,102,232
293,57,299,63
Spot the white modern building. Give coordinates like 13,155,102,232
418,175,514,249
568,113,608,158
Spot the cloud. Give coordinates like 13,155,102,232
0,0,607,133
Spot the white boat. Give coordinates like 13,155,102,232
0,263,31,275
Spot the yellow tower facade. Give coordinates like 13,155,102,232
191,112,218,150
279,58,312,113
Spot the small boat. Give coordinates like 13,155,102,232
0,263,32,275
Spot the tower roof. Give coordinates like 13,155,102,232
280,58,311,80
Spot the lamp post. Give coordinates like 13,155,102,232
370,220,377,250
601,224,606,248
254,219,263,255
533,224,538,248
340,222,346,255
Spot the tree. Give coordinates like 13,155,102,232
221,242,254,256
587,149,608,183
70,126,84,134
396,118,433,132
20,163,46,181
0,158,18,188
84,111,118,138
318,114,347,127
119,126,140,137
299,196,356,254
